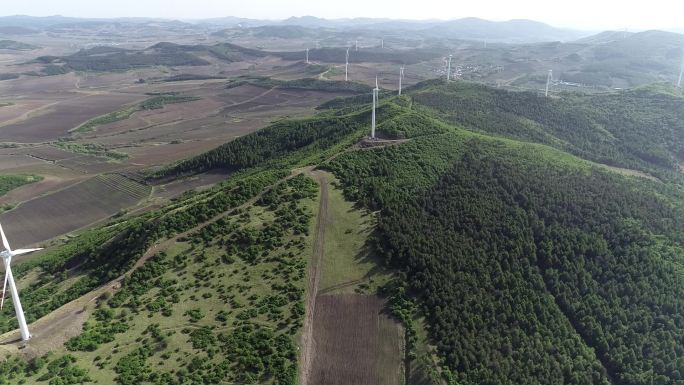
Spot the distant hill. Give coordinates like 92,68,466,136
0,39,37,50
422,18,588,43
34,41,269,72
0,25,38,35
275,16,589,43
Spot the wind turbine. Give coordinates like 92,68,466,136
0,223,42,342
355,40,359,51
545,69,553,97
447,54,453,81
678,56,683,87
381,38,384,49
398,66,405,95
371,76,378,139
345,48,350,82
306,48,310,64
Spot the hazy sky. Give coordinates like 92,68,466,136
2,0,683,31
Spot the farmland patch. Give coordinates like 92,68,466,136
0,173,150,246
310,295,403,385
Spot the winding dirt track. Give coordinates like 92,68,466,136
299,171,329,385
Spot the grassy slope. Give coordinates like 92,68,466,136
10,175,318,385
320,174,391,294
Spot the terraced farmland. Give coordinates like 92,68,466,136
0,174,150,246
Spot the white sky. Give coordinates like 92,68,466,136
2,0,683,31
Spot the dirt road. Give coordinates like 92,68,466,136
299,171,329,385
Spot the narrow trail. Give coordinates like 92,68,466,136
299,170,329,385
0,169,306,356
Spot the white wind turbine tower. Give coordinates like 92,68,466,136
345,48,350,81
398,66,405,95
306,48,310,64
355,40,359,51
371,76,379,139
678,55,684,87
381,39,384,49
545,69,553,97
447,54,453,81
0,223,42,342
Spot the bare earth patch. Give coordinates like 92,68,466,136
310,294,403,385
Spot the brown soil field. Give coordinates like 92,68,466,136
18,145,78,161
76,68,167,89
0,99,57,123
0,175,83,206
151,171,231,199
221,88,338,114
0,92,146,142
118,139,234,166
0,73,80,97
80,87,342,167
0,173,150,246
6,145,125,174
310,294,403,385
92,98,225,135
213,84,275,105
0,154,45,170
56,156,125,174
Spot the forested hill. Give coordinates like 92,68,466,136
147,80,684,384
410,80,684,178
328,128,684,384
156,80,684,181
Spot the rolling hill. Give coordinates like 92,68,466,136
1,78,683,385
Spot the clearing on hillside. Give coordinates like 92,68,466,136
310,294,403,385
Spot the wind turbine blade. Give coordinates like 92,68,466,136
0,223,10,252
1,259,8,310
11,248,43,256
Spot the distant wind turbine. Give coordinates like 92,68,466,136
355,40,359,51
545,69,553,97
447,54,453,81
1,223,42,342
306,48,309,64
345,48,350,82
371,76,378,139
398,66,405,95
678,56,684,87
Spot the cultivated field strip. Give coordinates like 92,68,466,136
0,174,150,246
310,295,403,385
94,173,150,200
